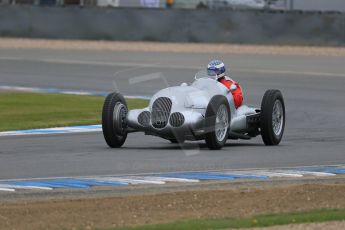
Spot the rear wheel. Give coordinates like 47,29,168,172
102,92,128,148
260,89,285,145
204,96,230,150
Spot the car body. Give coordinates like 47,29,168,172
127,78,257,139
102,73,285,150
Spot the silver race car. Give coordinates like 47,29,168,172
102,71,285,150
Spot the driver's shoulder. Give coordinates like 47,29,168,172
224,76,234,81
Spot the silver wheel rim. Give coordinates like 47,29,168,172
113,102,127,135
215,104,229,142
272,100,284,136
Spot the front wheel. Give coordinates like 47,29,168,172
260,89,285,145
204,96,231,150
102,92,128,148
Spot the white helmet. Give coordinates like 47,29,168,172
207,60,226,79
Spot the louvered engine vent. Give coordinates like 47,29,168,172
169,112,185,127
151,97,172,129
138,111,151,127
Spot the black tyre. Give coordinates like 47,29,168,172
260,89,285,145
102,92,128,148
204,95,231,150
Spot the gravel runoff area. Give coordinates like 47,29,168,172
1,38,345,57
1,182,345,230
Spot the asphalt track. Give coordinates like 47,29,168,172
0,48,344,180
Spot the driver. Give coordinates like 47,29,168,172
207,60,243,109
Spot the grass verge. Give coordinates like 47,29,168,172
0,92,148,131
114,209,345,230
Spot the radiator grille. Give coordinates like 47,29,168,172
169,112,185,127
151,97,172,129
138,111,151,127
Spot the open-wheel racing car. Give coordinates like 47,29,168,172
102,71,285,150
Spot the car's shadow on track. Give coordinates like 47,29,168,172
116,142,264,150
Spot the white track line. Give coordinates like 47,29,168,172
223,170,302,178
0,184,53,190
0,85,151,100
241,171,304,178
0,125,102,137
129,176,200,183
87,177,166,185
274,170,336,177
0,188,15,192
1,56,344,78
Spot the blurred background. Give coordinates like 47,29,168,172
0,0,344,46
0,0,344,12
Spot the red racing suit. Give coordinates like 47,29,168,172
218,76,243,109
